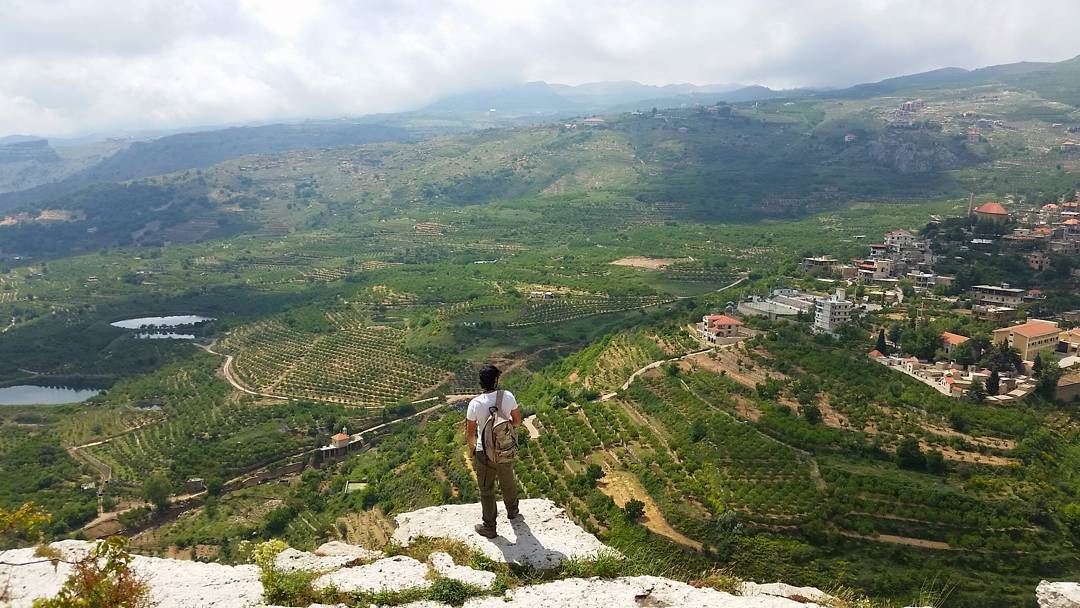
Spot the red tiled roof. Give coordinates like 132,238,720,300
331,433,350,442
1064,218,1080,225
706,314,742,326
975,202,1008,215
1006,321,1059,339
941,332,969,346
868,349,883,357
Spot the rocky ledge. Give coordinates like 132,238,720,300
391,499,612,569
0,499,1075,607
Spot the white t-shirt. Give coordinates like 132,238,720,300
467,389,519,451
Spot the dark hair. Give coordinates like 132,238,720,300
478,364,501,391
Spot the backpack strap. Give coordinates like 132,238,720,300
490,390,505,419
483,390,505,463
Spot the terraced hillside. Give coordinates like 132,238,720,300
223,315,449,406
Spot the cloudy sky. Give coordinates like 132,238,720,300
3,0,1080,138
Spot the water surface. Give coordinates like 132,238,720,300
0,385,101,406
111,315,214,329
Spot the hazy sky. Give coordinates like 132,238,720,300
3,0,1080,138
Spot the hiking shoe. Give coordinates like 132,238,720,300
506,509,521,520
474,524,498,538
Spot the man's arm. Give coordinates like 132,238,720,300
465,419,477,452
511,407,522,427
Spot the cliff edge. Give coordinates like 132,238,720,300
0,499,1073,607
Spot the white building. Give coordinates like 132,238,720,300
814,288,853,335
885,229,917,251
970,284,1025,307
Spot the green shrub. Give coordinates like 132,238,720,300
561,550,629,579
427,577,485,606
33,536,152,608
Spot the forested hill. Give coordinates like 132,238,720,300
0,106,981,260
7,49,1080,262
831,54,1080,105
0,121,413,212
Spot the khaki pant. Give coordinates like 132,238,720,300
472,451,518,530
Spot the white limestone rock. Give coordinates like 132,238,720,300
392,499,613,569
1038,581,1080,608
312,555,431,594
429,551,497,588
464,576,819,607
0,540,263,608
741,581,831,602
274,547,365,573
314,540,384,561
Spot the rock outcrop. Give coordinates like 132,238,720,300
429,551,497,588
274,542,384,574
418,576,818,607
313,555,430,594
0,540,263,608
741,582,831,602
1,500,1074,608
1038,581,1080,608
392,499,612,569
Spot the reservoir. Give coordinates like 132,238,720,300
111,315,214,329
0,385,101,406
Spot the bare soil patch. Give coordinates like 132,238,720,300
923,441,1018,466
609,256,688,270
679,349,786,390
37,209,84,222
598,470,702,551
732,395,762,421
335,507,394,548
840,531,955,551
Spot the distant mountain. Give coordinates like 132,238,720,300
549,80,742,107
422,80,808,116
832,55,1080,104
0,135,47,145
0,138,59,164
424,82,583,114
602,84,817,113
0,120,413,211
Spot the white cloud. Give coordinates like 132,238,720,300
1,0,1079,137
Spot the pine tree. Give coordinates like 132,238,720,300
1033,352,1044,378
966,379,987,403
986,369,1000,396
875,329,888,354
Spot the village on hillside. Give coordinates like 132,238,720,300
698,193,1080,404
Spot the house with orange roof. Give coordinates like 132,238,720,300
700,314,743,342
940,332,970,356
320,427,362,460
973,201,1009,225
992,320,1060,361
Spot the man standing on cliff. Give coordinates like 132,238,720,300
465,364,522,538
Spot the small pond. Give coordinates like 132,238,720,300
0,385,101,406
111,315,214,330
